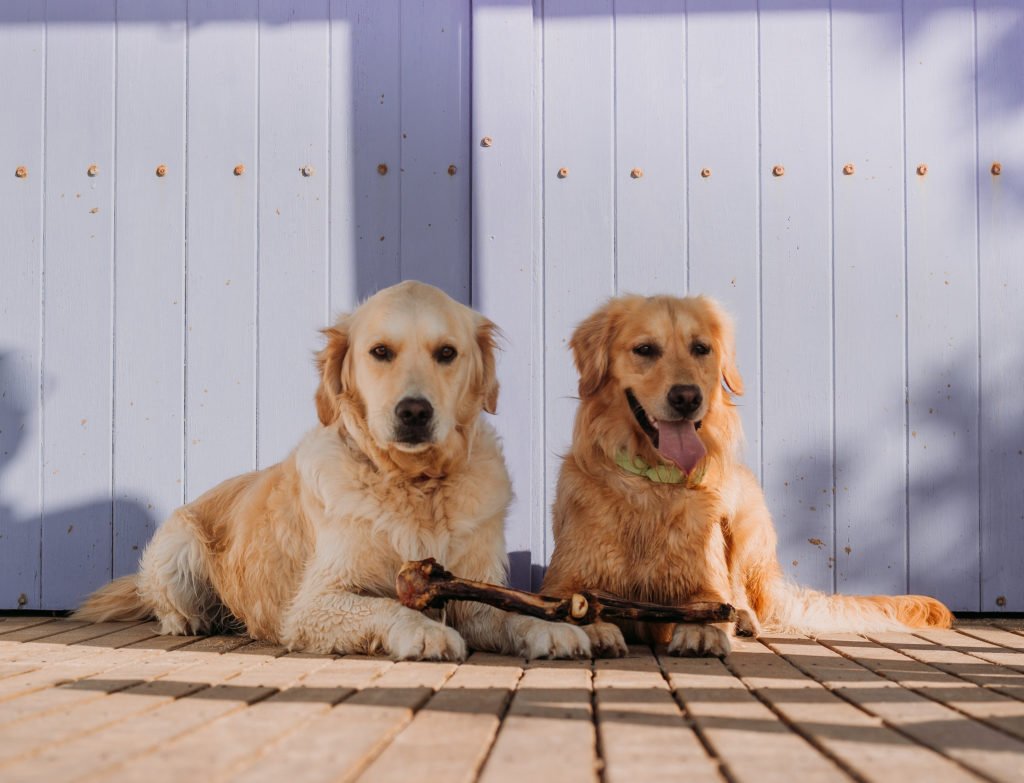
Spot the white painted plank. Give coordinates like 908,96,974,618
542,0,615,567
41,0,116,609
398,0,471,302
256,0,330,467
184,0,259,500
0,1,45,609
830,0,907,595
758,0,834,593
613,1,686,295
977,0,1024,612
904,0,980,610
112,0,186,577
471,0,538,588
685,0,761,478
329,0,401,311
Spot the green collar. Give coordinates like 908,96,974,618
614,450,705,486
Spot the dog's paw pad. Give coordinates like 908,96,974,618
668,623,731,658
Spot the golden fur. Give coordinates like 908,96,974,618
542,294,953,658
77,281,590,660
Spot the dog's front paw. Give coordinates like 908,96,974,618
735,609,761,638
518,619,591,660
388,614,467,662
668,623,731,658
584,622,628,658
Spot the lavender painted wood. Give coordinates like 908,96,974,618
976,1,1024,612
471,0,537,589
684,0,762,480
399,0,471,302
542,0,616,563
0,1,44,609
904,0,980,611
758,0,835,593
830,0,907,595
40,0,116,609
613,0,686,295
112,1,186,578
329,0,401,311
184,0,259,501
256,0,330,468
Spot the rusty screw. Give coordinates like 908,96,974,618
772,165,785,177
700,168,711,178
996,595,1007,607
842,163,855,176
991,162,1002,176
233,164,246,176
447,164,457,176
87,164,99,177
557,167,569,179
377,163,388,175
916,164,928,176
480,136,493,148
301,165,314,177
15,166,28,179
155,164,168,177
630,167,643,179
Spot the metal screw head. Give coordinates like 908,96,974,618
377,163,388,176
630,167,643,179
447,164,457,176
15,166,28,178
700,168,711,178
772,165,785,177
842,163,855,175
233,164,245,176
991,162,1002,176
480,136,493,148
155,164,168,177
996,595,1007,607
916,164,928,176
301,165,314,177
87,164,99,177
557,167,569,179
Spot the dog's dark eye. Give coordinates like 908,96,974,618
633,344,660,358
692,342,711,357
370,345,394,362
435,345,458,364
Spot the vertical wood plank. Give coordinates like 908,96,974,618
472,0,538,588
685,0,761,478
976,0,1024,612
185,0,259,500
542,0,615,568
830,0,907,595
0,1,45,609
329,0,401,311
903,0,980,610
257,0,330,467
758,0,834,593
399,0,471,302
41,0,116,609
113,0,186,576
613,1,686,295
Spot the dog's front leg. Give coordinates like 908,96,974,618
448,601,592,660
280,586,466,661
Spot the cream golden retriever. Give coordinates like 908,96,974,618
77,281,589,660
542,294,953,658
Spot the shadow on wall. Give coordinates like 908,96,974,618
0,353,156,610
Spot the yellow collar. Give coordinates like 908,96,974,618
614,450,705,486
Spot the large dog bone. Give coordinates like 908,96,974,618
395,558,736,626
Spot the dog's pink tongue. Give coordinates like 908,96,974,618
657,420,706,475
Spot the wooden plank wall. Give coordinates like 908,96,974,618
0,0,1021,611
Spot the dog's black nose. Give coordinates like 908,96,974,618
395,397,434,428
667,384,702,416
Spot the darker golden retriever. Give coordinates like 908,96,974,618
542,294,952,657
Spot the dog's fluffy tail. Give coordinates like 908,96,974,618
766,581,952,635
73,575,152,623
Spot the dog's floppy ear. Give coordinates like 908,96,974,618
475,316,501,414
702,297,744,396
570,300,619,397
314,317,351,425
